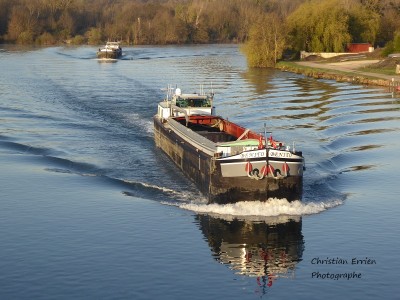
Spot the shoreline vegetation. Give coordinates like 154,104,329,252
276,60,400,89
0,0,302,46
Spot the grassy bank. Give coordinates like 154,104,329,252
276,61,394,87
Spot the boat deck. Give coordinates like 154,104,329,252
174,118,236,142
167,118,217,155
196,131,235,143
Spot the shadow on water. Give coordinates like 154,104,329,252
195,214,304,295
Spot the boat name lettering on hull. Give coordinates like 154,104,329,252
269,150,293,158
240,150,266,159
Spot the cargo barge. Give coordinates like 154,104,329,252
153,86,305,204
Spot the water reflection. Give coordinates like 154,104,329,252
240,68,275,95
97,59,118,63
195,214,304,291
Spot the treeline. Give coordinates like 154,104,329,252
1,0,400,66
243,0,400,67
0,0,304,45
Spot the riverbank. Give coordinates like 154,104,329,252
276,59,400,90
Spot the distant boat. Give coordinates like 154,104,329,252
153,86,305,204
96,42,122,59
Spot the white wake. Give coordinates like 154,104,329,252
178,198,343,217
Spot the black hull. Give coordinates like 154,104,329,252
208,170,303,204
154,116,303,204
97,51,122,59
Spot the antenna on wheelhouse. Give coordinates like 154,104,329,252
167,84,172,102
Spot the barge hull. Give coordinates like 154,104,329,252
209,162,302,204
154,116,303,204
97,52,121,59
154,116,212,197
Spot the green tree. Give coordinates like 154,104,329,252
382,31,400,56
287,0,351,52
0,0,12,40
36,32,56,45
86,27,102,45
376,1,400,46
6,4,40,43
70,34,86,45
348,2,380,44
242,13,286,67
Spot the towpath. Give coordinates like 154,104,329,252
295,60,400,82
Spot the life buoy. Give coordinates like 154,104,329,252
246,162,268,180
282,162,289,176
267,164,275,176
260,165,268,178
245,161,253,174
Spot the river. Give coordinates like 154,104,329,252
0,44,398,299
